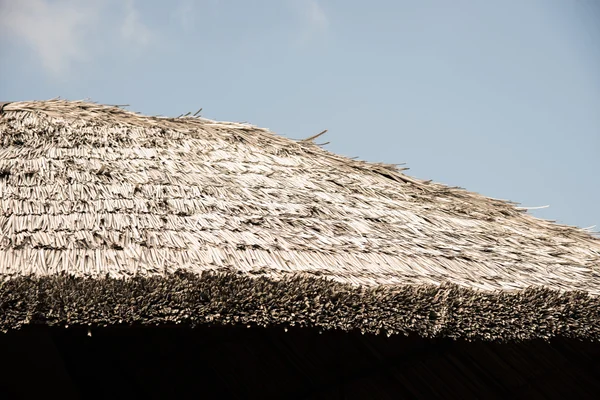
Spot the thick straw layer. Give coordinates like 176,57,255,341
1,100,598,338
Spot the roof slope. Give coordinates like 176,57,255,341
1,100,599,339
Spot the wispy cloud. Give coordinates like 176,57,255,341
172,0,196,32
0,0,152,76
305,0,328,32
293,0,329,45
121,0,152,47
0,0,99,76
171,0,222,33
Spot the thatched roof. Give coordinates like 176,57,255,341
1,99,599,340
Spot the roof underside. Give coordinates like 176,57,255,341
0,100,599,339
4,325,600,398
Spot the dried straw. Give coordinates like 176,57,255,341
0,100,598,339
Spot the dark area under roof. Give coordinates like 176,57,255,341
2,326,600,400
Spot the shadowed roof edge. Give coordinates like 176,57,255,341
1,270,598,341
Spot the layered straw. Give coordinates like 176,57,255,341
0,100,598,339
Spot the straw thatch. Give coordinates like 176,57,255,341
1,99,599,340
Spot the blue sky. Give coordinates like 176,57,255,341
1,0,598,231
